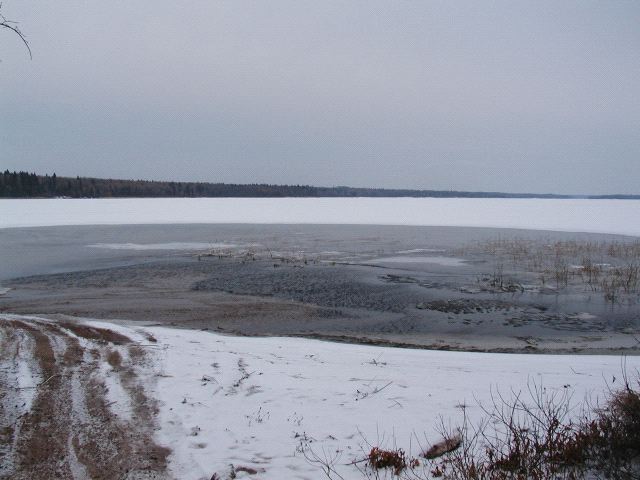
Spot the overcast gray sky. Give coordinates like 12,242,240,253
1,1,639,194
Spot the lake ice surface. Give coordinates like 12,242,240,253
1,198,639,236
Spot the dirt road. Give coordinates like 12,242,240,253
0,315,170,479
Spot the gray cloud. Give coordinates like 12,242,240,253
1,1,639,194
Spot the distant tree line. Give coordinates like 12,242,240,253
1,171,637,199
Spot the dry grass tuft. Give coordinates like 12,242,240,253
59,321,132,345
106,349,123,369
367,447,417,475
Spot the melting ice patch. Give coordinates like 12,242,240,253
87,242,236,251
396,248,445,254
372,255,468,267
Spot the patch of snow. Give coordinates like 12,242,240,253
67,371,92,480
14,331,40,404
99,358,134,423
1,198,639,236
0,314,42,478
0,324,41,477
371,255,468,267
396,248,445,254
87,242,237,251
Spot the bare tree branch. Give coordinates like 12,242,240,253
0,4,31,59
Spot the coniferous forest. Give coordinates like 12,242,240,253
1,171,637,199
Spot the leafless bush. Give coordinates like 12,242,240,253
615,263,639,294
306,374,640,479
553,256,570,288
579,256,602,288
567,371,640,479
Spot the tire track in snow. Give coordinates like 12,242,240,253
0,315,171,480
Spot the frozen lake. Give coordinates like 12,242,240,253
1,197,639,236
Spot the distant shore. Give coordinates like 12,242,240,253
2,171,639,199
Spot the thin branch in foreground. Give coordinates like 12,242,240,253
0,4,32,59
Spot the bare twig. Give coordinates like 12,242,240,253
0,4,32,59
18,373,58,389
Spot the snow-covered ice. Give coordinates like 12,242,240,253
1,197,639,236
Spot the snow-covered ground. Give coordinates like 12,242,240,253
1,197,640,236
60,317,639,480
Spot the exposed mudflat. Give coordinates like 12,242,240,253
1,224,639,353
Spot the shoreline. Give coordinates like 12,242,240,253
2,223,639,355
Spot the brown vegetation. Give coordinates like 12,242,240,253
466,238,640,303
307,374,640,479
58,321,132,344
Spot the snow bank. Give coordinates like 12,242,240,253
1,197,639,236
